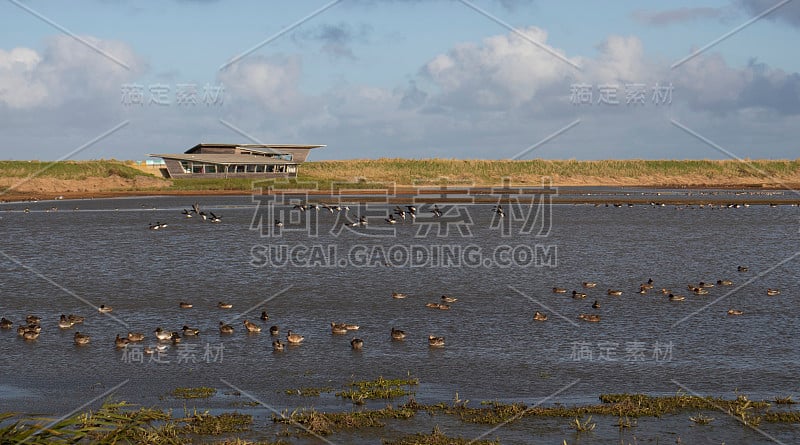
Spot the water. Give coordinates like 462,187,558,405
0,194,798,444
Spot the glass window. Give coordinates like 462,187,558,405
180,161,191,173
206,165,217,173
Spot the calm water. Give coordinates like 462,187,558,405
0,193,798,444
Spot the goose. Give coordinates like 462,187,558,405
431,205,442,217
391,292,407,299
591,300,600,309
572,290,587,299
637,286,648,295
272,339,285,351
441,295,458,303
717,279,733,286
58,315,74,329
668,294,685,302
385,214,397,224
192,203,201,214
492,205,505,217
286,330,304,344
607,289,622,296
144,346,155,355
727,309,744,316
767,288,781,296
66,314,84,324
182,209,192,218
260,311,269,321
154,328,172,341
406,205,417,220
219,322,234,334
199,212,207,221
582,282,597,288
158,222,168,229
179,302,193,309
321,203,335,213
127,332,145,342
345,324,360,331
350,338,364,350
331,322,348,334
533,311,547,321
428,335,445,347
269,325,279,336
218,302,233,309
393,206,406,220
553,287,567,294
114,334,130,348
641,278,654,289
148,222,160,230
358,216,368,226
182,325,200,336
243,320,261,333
98,305,113,313
74,331,90,345
391,327,406,340
209,212,221,223
578,314,601,322
0,317,12,329
292,204,307,212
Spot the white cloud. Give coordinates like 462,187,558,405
218,55,307,115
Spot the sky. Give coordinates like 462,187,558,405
1,0,799,161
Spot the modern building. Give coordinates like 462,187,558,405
149,143,324,179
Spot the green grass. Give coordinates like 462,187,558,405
335,376,419,403
171,386,217,399
0,160,151,180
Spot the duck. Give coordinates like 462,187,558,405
641,279,654,289
154,327,172,341
692,287,709,295
23,330,40,341
286,330,305,344
578,314,601,322
767,288,781,296
391,292,407,299
591,300,600,309
114,334,130,348
350,338,364,350
182,325,200,336
243,320,261,333
66,314,84,324
553,287,567,294
127,332,145,342
660,288,671,295
428,335,445,347
737,266,749,272
717,279,733,286
73,331,90,345
582,282,597,288
668,293,686,302
179,302,193,309
572,290,587,299
637,285,648,294
331,322,348,334
0,317,12,329
698,281,714,288
144,346,155,355
727,309,744,316
274,220,284,227
170,332,182,344
260,311,269,321
425,302,440,308
441,295,458,303
98,305,113,313
272,339,285,351
533,311,548,321
607,289,622,296
269,325,279,336
345,324,360,331
58,315,74,329
437,303,451,310
26,315,41,325
219,322,234,334
391,327,406,340
217,302,233,309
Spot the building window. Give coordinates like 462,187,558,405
192,164,204,174
255,165,265,173
206,165,217,173
180,161,191,173
246,164,256,173
287,165,297,173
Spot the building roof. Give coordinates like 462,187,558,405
149,153,297,165
186,143,325,155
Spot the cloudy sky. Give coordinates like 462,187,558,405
1,0,799,160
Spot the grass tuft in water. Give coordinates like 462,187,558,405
335,376,419,403
382,425,500,445
172,386,217,399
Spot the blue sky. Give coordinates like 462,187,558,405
1,0,799,160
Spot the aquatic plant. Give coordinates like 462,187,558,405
273,405,414,436
335,376,419,403
570,415,596,432
180,412,252,436
382,425,501,445
172,386,217,399
689,413,714,425
774,396,796,405
284,386,334,397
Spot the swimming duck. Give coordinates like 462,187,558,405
23,330,40,341
572,290,587,299
66,314,84,324
219,322,234,334
179,302,193,309
391,292,407,299
170,332,182,344
533,311,548,321
637,287,648,295
582,282,597,288
698,281,714,288
727,309,744,316
114,334,130,348
692,287,709,295
74,331,90,345
737,266,749,272
350,338,364,350
578,314,601,322
0,317,12,329
25,324,41,334
182,325,200,336
641,279,654,290
591,300,600,309
244,320,261,333
553,287,567,293
269,325,279,336
767,288,781,296
286,330,305,344
127,332,145,342
331,322,348,334
717,279,733,286
144,346,155,355
98,305,113,313
260,311,269,321
607,289,622,296
217,302,233,309
425,302,440,308
58,315,74,329
437,303,451,310
26,315,41,325
272,339,285,351
668,294,685,302
154,327,172,341
391,327,406,340
428,335,445,347
660,288,671,295
345,324,360,331
441,295,458,303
